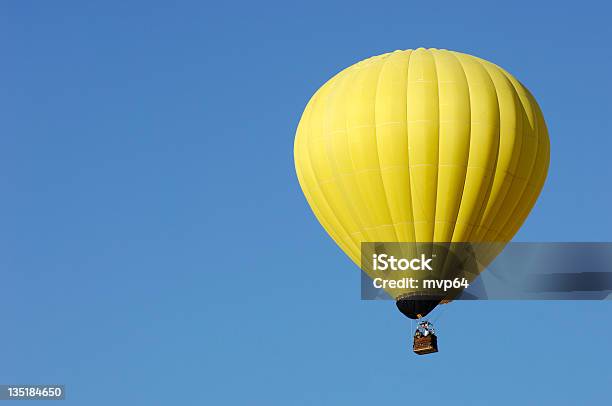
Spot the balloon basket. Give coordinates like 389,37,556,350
413,335,438,355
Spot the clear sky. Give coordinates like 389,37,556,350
1,1,611,405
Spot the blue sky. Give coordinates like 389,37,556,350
1,1,611,404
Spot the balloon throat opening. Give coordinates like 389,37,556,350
395,294,442,320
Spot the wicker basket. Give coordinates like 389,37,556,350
413,334,438,355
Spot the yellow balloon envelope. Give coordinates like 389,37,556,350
294,48,549,304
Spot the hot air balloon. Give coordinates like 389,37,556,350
294,48,549,353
